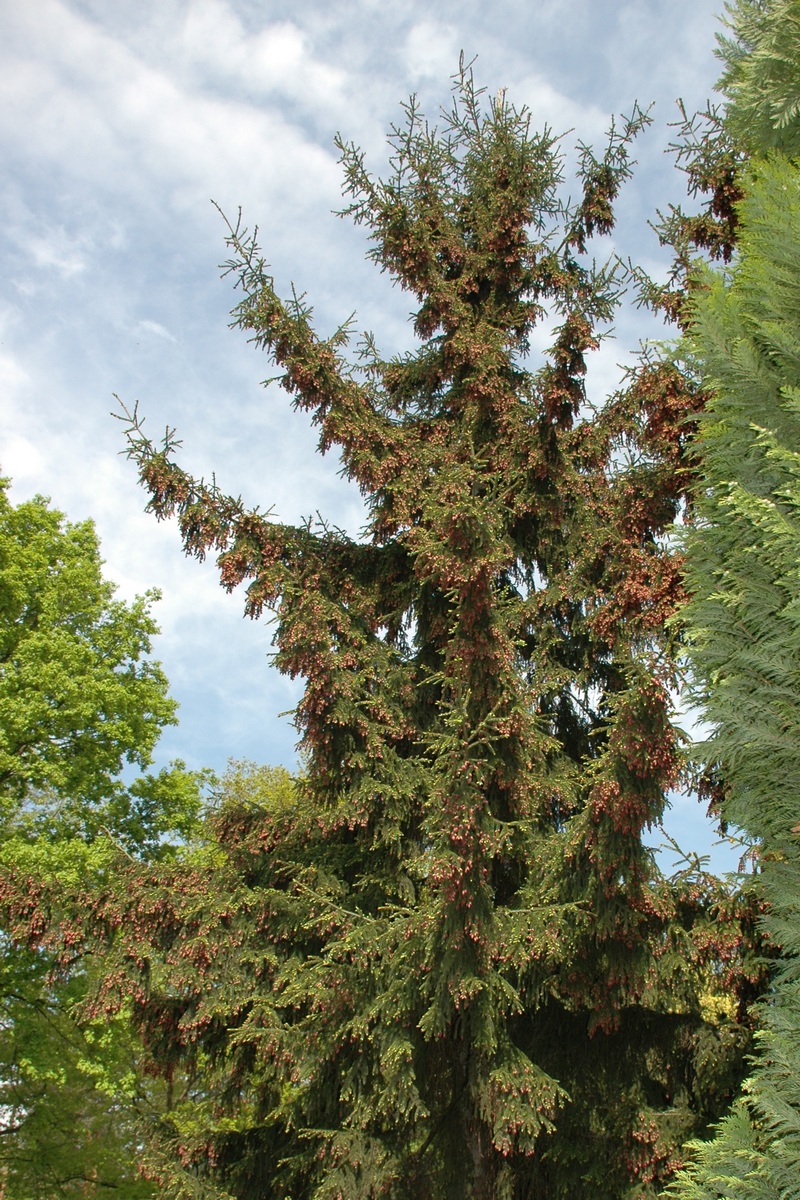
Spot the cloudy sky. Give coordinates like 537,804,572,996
1,0,742,869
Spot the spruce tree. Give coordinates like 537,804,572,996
8,68,764,1200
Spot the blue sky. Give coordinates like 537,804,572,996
0,0,743,871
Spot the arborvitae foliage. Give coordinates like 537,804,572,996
665,5,800,1196
715,0,800,157
7,70,766,1199
667,160,800,1200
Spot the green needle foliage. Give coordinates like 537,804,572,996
75,764,760,1200
9,66,765,1200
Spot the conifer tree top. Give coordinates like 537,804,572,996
102,65,753,1200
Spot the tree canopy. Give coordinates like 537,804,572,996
0,478,176,810
665,2,800,1196
6,10,799,1193
46,65,762,1199
0,476,208,1199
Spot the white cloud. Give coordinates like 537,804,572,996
176,5,351,117
1,432,44,483
29,229,87,276
515,72,608,144
0,0,343,227
403,21,460,83
0,349,29,393
137,318,177,342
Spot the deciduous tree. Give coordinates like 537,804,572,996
0,476,208,1199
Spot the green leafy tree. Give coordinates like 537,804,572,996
0,480,175,809
664,4,800,1197
0,477,208,1199
13,68,765,1200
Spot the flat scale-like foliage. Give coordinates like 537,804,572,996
666,5,800,1188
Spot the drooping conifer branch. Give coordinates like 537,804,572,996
15,63,768,1200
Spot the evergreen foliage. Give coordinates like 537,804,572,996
663,3,800,1196
716,0,800,157
67,763,760,1200
29,66,763,1199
